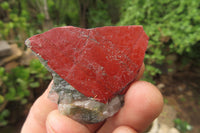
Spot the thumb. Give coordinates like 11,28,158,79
46,110,90,133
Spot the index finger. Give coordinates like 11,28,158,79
21,81,57,133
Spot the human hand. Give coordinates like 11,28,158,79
21,64,163,133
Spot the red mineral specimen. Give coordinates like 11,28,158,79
27,26,149,103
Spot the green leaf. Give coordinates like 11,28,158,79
5,88,16,101
23,90,30,97
0,95,5,104
1,109,10,117
20,98,28,105
12,67,30,80
30,82,40,88
0,67,5,77
37,13,45,22
0,2,9,10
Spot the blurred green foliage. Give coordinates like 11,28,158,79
48,0,79,26
0,60,51,126
0,0,121,40
88,0,111,28
174,118,192,133
0,1,30,40
118,0,200,82
119,0,200,54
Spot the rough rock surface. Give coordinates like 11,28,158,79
26,26,148,103
26,26,148,123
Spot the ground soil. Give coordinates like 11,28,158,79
158,65,200,133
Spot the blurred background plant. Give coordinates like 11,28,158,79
118,0,200,82
174,118,192,133
0,0,199,132
0,59,51,126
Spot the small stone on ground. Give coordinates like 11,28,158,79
0,41,12,57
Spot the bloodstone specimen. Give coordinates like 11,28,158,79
25,26,149,123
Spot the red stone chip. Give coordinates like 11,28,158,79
27,26,149,103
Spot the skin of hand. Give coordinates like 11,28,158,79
21,64,163,133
